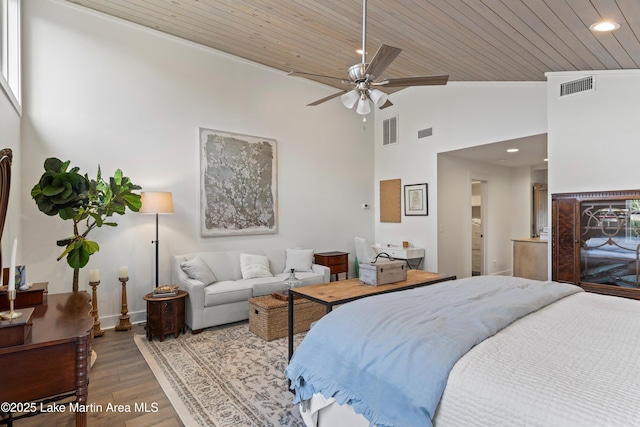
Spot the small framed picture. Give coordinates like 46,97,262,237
404,183,428,216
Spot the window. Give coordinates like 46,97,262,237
1,0,21,113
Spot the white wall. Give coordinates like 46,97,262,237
547,70,640,194
373,82,547,274
21,0,374,327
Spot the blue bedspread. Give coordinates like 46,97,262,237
285,275,581,427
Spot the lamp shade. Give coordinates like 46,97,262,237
356,96,371,115
139,191,174,214
341,90,360,109
369,89,388,108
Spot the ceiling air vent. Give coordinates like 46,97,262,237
560,76,595,97
418,127,433,139
383,116,398,146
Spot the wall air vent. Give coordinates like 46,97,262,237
560,76,595,97
418,127,433,139
382,116,398,146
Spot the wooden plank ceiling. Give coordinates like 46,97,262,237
67,0,640,91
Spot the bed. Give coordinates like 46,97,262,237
285,275,640,427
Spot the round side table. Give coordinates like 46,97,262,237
143,290,187,342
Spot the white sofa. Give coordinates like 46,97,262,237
171,248,330,333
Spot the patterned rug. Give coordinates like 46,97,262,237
134,321,306,427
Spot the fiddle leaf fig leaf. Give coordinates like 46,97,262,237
59,207,77,220
57,240,77,261
43,157,65,173
82,240,99,255
121,193,142,211
42,185,64,196
56,238,74,247
113,169,122,186
67,244,88,269
89,212,103,227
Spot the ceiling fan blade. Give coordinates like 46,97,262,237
377,75,449,87
366,44,402,79
379,99,393,109
288,71,350,84
307,90,348,106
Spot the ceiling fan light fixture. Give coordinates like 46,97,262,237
356,96,371,115
341,90,360,109
369,88,388,107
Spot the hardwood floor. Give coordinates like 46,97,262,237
18,324,183,427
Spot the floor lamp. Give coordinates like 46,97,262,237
140,191,174,288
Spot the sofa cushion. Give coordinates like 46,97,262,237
204,281,253,307
180,256,217,285
240,253,273,279
196,251,237,281
284,248,314,272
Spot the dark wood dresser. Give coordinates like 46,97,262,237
0,291,94,426
314,251,349,281
552,189,640,300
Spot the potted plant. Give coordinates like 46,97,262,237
31,158,142,291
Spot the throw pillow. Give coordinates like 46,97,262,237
284,248,314,272
240,253,273,279
180,256,217,285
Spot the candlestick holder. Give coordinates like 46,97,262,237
89,280,104,337
115,276,132,331
0,290,22,320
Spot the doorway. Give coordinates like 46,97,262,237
471,180,486,276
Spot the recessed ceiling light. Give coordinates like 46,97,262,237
506,148,519,153
590,21,620,32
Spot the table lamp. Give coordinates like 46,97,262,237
140,191,174,287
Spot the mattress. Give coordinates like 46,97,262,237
304,291,640,427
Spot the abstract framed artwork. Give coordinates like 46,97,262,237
404,183,428,216
200,128,277,236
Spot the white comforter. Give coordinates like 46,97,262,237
303,291,640,427
433,291,640,426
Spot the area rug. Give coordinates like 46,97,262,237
134,322,306,427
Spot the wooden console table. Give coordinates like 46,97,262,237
288,270,455,360
0,291,94,427
372,246,425,269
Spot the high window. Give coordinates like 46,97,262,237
1,0,20,113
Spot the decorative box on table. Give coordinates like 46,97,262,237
0,282,48,310
359,260,407,286
0,307,34,348
249,295,325,341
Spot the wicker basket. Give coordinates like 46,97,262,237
249,295,325,341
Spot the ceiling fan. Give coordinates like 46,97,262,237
289,0,449,120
